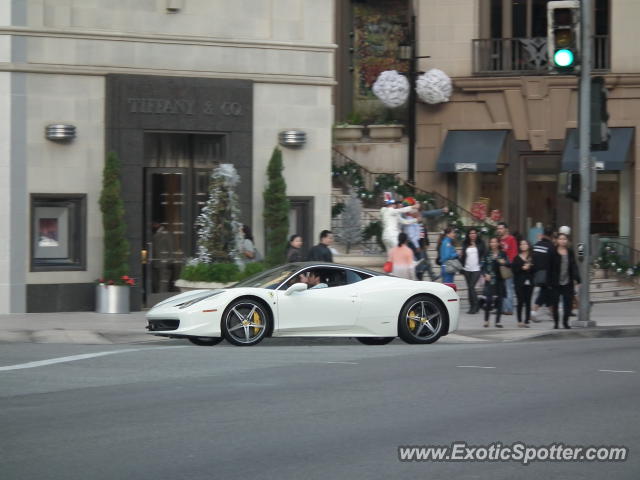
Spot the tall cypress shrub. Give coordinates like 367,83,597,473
99,152,130,282
263,147,290,265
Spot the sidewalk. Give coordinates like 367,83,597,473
445,301,640,344
1,302,640,345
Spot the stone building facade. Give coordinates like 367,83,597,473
0,1,335,313
414,0,638,248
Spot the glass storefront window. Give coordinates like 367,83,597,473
30,194,86,271
479,172,504,217
591,173,620,236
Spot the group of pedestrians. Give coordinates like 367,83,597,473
285,229,336,263
456,223,581,329
382,197,448,281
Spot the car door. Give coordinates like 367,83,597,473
275,268,359,334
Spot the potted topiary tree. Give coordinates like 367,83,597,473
96,152,134,313
263,147,290,265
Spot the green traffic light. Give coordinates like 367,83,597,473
554,49,575,67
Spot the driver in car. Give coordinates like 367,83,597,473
304,270,328,289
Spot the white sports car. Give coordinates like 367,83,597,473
146,262,460,346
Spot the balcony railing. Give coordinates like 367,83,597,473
472,36,609,75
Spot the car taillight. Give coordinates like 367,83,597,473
444,283,457,292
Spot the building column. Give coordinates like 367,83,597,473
456,172,480,213
0,72,27,313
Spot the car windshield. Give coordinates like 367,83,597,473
232,264,301,290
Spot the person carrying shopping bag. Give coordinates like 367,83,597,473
438,227,460,284
481,237,510,328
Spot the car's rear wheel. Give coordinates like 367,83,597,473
222,299,270,346
398,295,445,344
187,336,224,346
355,337,395,345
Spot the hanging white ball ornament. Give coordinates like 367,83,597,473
372,70,410,108
416,68,452,104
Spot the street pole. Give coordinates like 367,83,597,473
576,0,596,327
407,14,416,185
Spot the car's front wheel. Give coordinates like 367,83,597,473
355,337,395,345
222,299,270,346
398,295,445,344
187,336,224,347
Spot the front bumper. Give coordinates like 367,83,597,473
146,307,223,338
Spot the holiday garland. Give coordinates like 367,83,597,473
595,243,640,278
332,160,497,240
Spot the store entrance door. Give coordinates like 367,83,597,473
525,156,573,233
144,169,188,306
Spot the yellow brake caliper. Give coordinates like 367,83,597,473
408,310,417,331
252,310,262,335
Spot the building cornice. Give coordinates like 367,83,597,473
0,26,337,53
454,74,640,92
0,62,336,86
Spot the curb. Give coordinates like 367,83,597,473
522,326,640,342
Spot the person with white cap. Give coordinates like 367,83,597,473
559,225,571,236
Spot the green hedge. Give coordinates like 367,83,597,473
181,262,268,283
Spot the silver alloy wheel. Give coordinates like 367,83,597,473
224,302,268,344
405,299,442,341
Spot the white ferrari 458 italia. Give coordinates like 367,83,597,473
146,262,459,346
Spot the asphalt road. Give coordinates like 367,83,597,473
1,338,638,480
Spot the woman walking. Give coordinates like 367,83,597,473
240,225,260,262
387,232,416,280
438,227,459,284
460,228,486,314
481,237,509,328
550,233,581,329
286,234,304,262
512,239,534,328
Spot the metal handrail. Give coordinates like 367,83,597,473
332,147,488,228
599,240,640,273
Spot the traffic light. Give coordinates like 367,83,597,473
590,76,610,151
547,1,580,73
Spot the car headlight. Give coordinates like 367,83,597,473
177,291,223,309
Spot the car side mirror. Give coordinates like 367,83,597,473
285,282,308,296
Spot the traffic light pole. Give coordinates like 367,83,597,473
575,0,596,327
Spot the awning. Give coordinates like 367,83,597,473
561,127,634,171
436,130,508,173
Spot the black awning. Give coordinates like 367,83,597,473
562,127,634,171
436,130,508,173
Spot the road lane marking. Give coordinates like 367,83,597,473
325,361,359,365
598,369,636,374
456,365,496,369
0,346,188,372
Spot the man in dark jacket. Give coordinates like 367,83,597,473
307,230,334,262
531,226,555,320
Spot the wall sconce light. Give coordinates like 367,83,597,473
278,130,306,148
45,124,76,141
166,0,183,13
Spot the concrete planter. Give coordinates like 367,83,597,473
367,124,404,141
95,284,130,314
333,125,365,142
175,279,236,292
